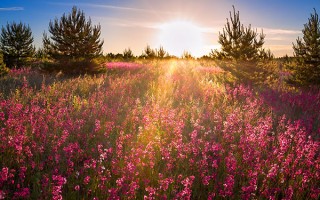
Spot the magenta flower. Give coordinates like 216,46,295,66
74,185,80,191
13,188,30,199
0,168,8,183
84,176,90,185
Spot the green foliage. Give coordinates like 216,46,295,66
34,48,48,60
0,22,35,68
156,46,168,59
292,9,320,85
259,48,274,61
105,53,124,61
141,46,170,59
181,51,193,59
0,51,9,75
213,6,266,62
40,58,103,75
123,48,134,61
142,45,156,59
43,6,103,66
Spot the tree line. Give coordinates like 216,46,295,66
0,6,320,85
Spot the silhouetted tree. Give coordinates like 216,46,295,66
156,46,167,59
214,6,265,62
105,52,125,61
35,48,48,60
0,22,35,68
105,52,116,59
293,9,320,85
181,51,193,59
199,55,211,61
123,48,134,60
259,49,274,61
43,6,103,63
142,45,156,59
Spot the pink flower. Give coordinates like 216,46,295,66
159,177,174,191
94,119,101,132
52,175,66,200
19,166,27,181
202,175,211,186
74,185,80,191
0,168,8,182
84,176,90,185
52,175,67,186
220,175,234,197
0,190,5,200
267,164,279,179
13,188,30,198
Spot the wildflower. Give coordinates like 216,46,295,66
0,168,8,182
0,190,5,200
84,176,90,185
13,188,30,199
95,119,101,132
74,185,80,191
202,175,211,186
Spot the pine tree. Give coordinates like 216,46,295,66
293,9,320,85
214,6,265,62
182,51,193,59
43,6,103,63
0,22,35,68
123,48,134,60
142,45,156,59
156,46,167,59
259,48,274,61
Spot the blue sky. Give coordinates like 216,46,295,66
1,0,319,57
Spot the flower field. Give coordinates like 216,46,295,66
0,60,319,199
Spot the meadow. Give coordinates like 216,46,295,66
0,60,319,199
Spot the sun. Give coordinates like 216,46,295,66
157,20,205,57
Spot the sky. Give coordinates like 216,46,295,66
1,0,320,57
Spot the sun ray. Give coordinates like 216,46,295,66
157,20,205,57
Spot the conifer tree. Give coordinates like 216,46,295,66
0,22,35,68
214,6,265,62
142,45,156,59
156,46,167,59
293,9,320,85
182,51,193,59
43,6,103,62
123,48,134,60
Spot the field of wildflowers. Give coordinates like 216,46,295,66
0,60,319,199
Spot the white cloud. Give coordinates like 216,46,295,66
92,16,158,29
74,3,150,13
261,28,301,35
0,7,24,11
49,2,174,15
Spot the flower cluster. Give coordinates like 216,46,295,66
0,60,319,199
